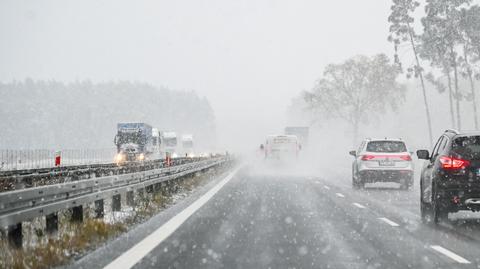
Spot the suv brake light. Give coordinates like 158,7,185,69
361,154,411,161
361,155,376,161
399,155,412,161
439,156,470,170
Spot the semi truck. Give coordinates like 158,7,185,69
161,131,178,158
181,134,194,157
114,123,154,163
151,128,162,159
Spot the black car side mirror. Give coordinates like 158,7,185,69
417,150,430,160
349,150,356,157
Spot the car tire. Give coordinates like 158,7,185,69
432,201,448,224
420,199,432,224
420,181,433,224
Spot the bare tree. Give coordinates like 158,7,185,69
420,26,456,128
304,54,405,146
422,0,472,130
460,6,480,129
389,0,433,146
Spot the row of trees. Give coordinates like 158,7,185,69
301,0,480,146
0,79,216,149
389,0,480,145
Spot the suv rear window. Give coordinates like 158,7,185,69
452,136,480,159
366,141,406,153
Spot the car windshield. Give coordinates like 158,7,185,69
4,1,480,268
453,136,480,159
366,141,407,153
117,132,143,145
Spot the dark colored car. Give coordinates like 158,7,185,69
417,129,480,224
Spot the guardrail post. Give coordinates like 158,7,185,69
146,185,154,193
7,223,22,248
45,213,58,234
126,191,134,207
71,206,83,222
112,194,121,212
94,199,104,218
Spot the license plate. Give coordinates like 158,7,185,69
379,160,394,166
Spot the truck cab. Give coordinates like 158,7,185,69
181,134,195,158
114,123,153,163
162,131,178,158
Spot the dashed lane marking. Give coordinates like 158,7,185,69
335,193,345,198
324,185,330,190
378,217,399,227
430,245,471,264
352,203,366,209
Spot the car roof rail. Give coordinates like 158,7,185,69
445,129,460,134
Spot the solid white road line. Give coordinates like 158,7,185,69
430,245,471,264
335,193,345,198
352,203,366,209
103,167,241,269
378,217,400,227
324,185,330,190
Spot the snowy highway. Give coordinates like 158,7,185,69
70,164,480,269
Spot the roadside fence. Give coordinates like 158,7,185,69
0,148,117,171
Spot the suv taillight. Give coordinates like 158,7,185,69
439,156,470,170
361,155,376,161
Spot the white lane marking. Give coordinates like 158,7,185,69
378,217,400,227
324,185,330,190
352,203,366,209
335,193,345,198
103,167,241,269
430,245,471,264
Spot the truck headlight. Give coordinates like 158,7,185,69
115,153,125,163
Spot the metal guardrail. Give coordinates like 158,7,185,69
0,157,226,228
0,157,204,192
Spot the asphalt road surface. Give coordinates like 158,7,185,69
71,163,480,269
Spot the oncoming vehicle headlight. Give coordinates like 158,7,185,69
115,153,125,163
172,153,178,158
187,153,195,158
137,153,145,161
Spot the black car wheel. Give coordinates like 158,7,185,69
420,182,433,224
432,201,448,224
427,183,449,225
420,200,431,224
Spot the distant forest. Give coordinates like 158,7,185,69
0,79,216,149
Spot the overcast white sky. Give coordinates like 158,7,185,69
0,0,400,150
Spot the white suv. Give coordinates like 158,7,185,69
349,138,414,190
